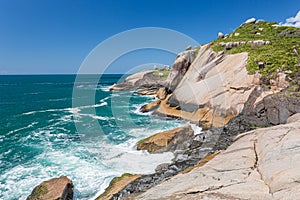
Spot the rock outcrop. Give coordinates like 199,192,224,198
156,87,168,100
165,49,196,92
109,70,164,91
139,100,161,113
96,174,141,200
156,44,259,128
27,176,74,200
219,40,271,50
137,125,194,153
135,114,300,200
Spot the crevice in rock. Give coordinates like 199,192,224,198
253,139,273,197
185,181,245,195
277,128,293,143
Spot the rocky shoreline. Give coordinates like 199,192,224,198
27,18,300,200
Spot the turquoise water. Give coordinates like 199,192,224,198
0,75,188,199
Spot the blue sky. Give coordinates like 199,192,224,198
0,0,299,74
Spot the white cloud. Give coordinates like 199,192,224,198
281,11,300,28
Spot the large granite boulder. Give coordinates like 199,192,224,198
156,87,168,100
156,44,257,128
27,176,74,200
95,173,141,200
165,49,196,92
135,115,300,200
137,126,194,153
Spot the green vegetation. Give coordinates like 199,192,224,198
27,183,48,200
96,173,135,200
211,21,300,87
193,46,201,57
153,68,171,80
137,134,154,144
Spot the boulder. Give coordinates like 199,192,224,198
165,49,196,92
137,125,194,153
156,87,168,100
27,176,74,200
244,17,256,24
136,120,300,199
139,100,161,113
157,44,258,128
218,32,224,38
287,113,300,123
185,45,192,50
96,173,141,200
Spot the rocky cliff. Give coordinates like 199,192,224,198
134,114,300,200
101,18,300,200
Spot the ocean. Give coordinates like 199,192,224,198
0,75,189,200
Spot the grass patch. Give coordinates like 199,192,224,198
153,68,171,80
211,21,300,87
27,183,48,200
96,173,138,200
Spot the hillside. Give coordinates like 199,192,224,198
212,19,300,90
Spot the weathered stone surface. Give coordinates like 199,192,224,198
185,45,192,50
139,100,161,113
156,87,168,100
165,49,196,92
110,70,164,91
135,118,300,200
219,40,271,50
218,32,224,38
156,44,257,128
244,17,256,24
96,174,141,200
27,176,73,200
137,125,194,153
287,113,300,123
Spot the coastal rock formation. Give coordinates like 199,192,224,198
96,174,141,200
156,44,259,128
109,70,164,91
165,49,196,92
137,125,194,153
219,40,271,50
27,176,73,200
135,114,300,200
139,100,161,113
244,17,256,24
156,87,168,100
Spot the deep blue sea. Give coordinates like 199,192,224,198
0,75,189,200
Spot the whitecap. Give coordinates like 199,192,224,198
6,122,39,135
190,123,203,135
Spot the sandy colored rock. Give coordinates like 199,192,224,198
137,126,194,153
156,87,168,100
134,118,300,200
137,89,157,95
139,100,161,113
156,44,269,127
165,49,196,92
287,113,300,123
27,176,73,200
96,174,141,200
